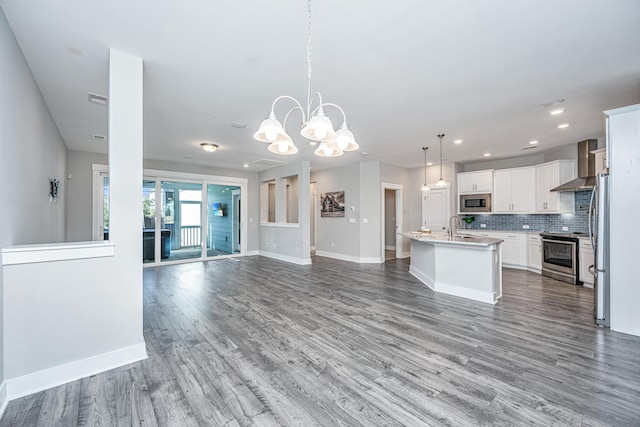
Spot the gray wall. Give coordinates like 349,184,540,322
66,150,108,242
0,7,68,389
311,163,361,258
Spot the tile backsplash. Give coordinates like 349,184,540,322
461,191,591,233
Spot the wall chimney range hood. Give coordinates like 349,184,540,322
551,139,598,192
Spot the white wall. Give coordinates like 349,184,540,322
0,7,68,399
607,104,640,337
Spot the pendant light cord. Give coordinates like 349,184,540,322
306,0,313,117
438,134,445,181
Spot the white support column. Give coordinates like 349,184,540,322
108,48,145,347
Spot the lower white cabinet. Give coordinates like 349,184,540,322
579,239,595,286
458,230,527,269
527,235,542,273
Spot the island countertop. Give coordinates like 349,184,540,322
403,231,503,247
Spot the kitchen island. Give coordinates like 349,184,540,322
405,232,503,304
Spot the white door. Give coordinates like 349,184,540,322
422,187,450,232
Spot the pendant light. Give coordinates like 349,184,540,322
421,147,430,192
436,133,447,187
253,0,358,157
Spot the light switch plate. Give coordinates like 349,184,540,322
363,218,369,223
349,218,356,223
480,224,487,228
522,225,530,229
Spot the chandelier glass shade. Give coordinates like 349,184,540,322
253,0,358,157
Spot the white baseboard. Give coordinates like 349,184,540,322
0,381,7,421
410,265,497,305
7,342,147,401
315,251,383,264
258,250,312,265
400,251,411,259
384,245,396,251
246,250,259,256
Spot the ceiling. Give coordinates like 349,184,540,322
2,0,639,171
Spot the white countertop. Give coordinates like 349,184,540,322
404,232,503,247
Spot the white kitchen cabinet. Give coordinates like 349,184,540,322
526,234,542,273
458,170,493,194
592,148,607,175
493,168,535,213
458,230,526,269
579,239,595,287
535,160,576,213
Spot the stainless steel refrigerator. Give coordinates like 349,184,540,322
589,172,610,327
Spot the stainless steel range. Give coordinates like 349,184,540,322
540,231,582,285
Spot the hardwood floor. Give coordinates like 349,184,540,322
2,256,640,426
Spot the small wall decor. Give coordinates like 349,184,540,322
49,178,61,202
320,191,345,217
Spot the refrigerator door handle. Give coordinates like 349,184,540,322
588,186,597,253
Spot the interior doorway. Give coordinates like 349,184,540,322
381,182,403,261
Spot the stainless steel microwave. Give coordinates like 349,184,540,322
460,193,492,213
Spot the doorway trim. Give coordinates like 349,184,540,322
231,189,241,253
380,182,404,261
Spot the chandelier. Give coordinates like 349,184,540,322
253,0,359,157
421,147,430,192
436,133,447,187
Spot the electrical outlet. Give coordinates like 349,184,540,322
480,224,487,228
264,242,268,247
562,226,569,231
273,243,277,248
522,225,530,229
331,242,335,248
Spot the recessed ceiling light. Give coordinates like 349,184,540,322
243,163,249,168
427,162,433,166
361,152,369,156
557,123,570,129
529,140,539,145
200,143,219,152
483,153,491,157
453,139,463,144
541,98,565,108
549,108,565,115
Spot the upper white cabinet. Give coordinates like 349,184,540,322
493,167,535,213
458,170,493,194
535,160,576,213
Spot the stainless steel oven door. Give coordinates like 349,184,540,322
542,238,577,276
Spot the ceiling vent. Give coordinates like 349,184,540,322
88,92,108,105
253,159,283,166
521,146,538,150
92,134,107,141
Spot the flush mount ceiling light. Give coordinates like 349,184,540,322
253,0,358,157
557,123,570,129
541,98,565,108
529,140,539,145
453,139,463,144
200,143,219,152
483,152,491,157
436,134,447,187
421,147,430,192
549,108,565,115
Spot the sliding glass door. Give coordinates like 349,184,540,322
160,181,203,263
206,184,241,257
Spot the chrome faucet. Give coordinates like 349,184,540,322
449,215,462,239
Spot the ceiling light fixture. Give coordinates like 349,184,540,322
483,152,491,157
436,134,446,187
200,143,219,152
557,123,570,129
253,0,358,157
421,147,430,192
454,139,463,144
549,108,565,115
529,140,539,145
